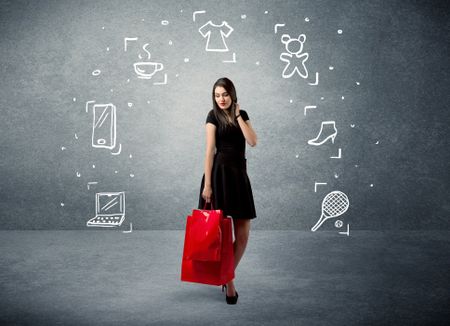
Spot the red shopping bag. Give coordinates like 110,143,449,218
181,216,235,286
184,208,222,261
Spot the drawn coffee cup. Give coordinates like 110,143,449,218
134,62,164,79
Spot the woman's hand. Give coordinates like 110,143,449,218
235,103,240,117
202,185,213,203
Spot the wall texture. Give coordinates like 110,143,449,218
0,0,448,230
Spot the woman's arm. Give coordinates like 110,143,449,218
202,123,216,202
235,104,257,147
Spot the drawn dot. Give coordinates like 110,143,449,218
61,203,65,207
337,29,343,34
106,47,110,51
320,97,325,100
335,220,343,228
147,100,150,104
350,124,355,128
130,174,135,178
61,146,66,151
180,9,183,13
355,164,359,168
356,81,360,85
102,26,105,30
334,173,339,178
305,17,310,22
126,79,130,83
92,165,95,169
127,102,133,108
289,99,293,103
115,171,118,174
295,154,299,158
76,172,81,178
110,89,114,92
92,69,101,76
255,61,260,65
175,74,179,77
341,96,345,100
241,14,247,19
141,18,145,22
375,140,379,144
370,184,374,187
72,97,76,102
129,154,133,159
169,40,173,45
161,20,169,25
184,58,189,63
329,66,334,70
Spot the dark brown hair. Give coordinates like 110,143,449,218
212,77,238,129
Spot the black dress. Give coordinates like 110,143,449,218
198,109,257,219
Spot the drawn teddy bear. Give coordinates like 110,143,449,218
280,34,309,79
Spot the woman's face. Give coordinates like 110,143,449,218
214,86,232,110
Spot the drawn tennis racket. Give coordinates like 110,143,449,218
311,191,349,232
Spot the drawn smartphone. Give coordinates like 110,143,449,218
91,104,116,149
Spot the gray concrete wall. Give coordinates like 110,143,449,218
0,0,449,230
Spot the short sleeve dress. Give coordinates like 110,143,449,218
198,109,257,219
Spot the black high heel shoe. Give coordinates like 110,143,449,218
222,285,239,304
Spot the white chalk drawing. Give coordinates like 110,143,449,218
76,172,81,177
305,17,310,22
199,21,233,52
153,73,168,85
87,182,98,190
85,100,95,113
92,69,101,76
274,23,285,34
335,220,343,228
161,20,169,25
308,72,319,85
61,146,66,151
311,191,349,232
90,103,117,150
111,143,122,155
124,37,138,51
223,52,236,63
133,43,164,80
280,34,309,79
304,105,317,116
330,148,342,159
87,192,126,227
308,121,337,146
193,10,206,22
123,222,133,233
74,133,78,140
339,224,350,236
314,182,327,193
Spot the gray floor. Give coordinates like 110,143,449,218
1,230,449,326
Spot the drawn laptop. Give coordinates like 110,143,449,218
87,192,125,227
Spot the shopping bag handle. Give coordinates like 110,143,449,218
203,200,215,210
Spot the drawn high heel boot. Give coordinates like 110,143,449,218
307,121,337,146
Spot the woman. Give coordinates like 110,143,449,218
198,77,257,304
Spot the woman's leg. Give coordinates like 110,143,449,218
233,219,251,269
226,218,251,296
